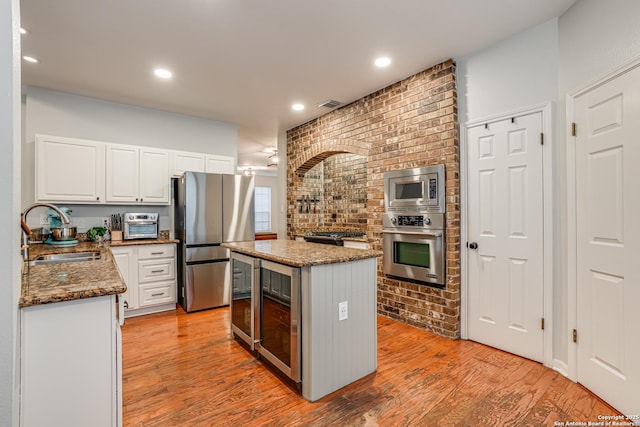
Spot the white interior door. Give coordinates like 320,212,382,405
467,112,544,362
574,64,640,416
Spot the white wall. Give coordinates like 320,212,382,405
456,0,640,375
559,0,640,94
457,18,559,124
276,131,287,238
22,86,238,208
21,87,239,233
0,0,21,425
556,0,640,374
455,18,564,366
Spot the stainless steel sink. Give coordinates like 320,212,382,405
28,251,101,266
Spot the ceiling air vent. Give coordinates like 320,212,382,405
318,99,342,109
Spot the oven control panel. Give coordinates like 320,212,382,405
383,213,444,229
390,215,431,227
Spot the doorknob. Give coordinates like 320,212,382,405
468,242,478,250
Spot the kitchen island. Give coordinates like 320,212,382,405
223,239,382,401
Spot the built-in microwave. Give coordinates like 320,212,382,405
384,164,445,212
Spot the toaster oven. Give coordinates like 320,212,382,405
123,212,158,240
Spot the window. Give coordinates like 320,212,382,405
254,186,271,233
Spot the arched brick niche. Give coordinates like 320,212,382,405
286,60,460,339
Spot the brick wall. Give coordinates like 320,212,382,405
286,60,460,338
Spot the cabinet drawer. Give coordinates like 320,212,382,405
138,281,176,307
137,244,175,260
138,259,175,283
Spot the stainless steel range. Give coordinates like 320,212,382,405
382,165,446,287
303,231,366,246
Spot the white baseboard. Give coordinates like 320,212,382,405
552,359,570,378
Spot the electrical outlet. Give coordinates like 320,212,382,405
338,301,348,321
75,219,85,229
39,214,49,225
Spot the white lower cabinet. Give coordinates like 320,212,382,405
111,243,176,317
20,295,122,427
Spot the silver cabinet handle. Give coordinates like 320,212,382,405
151,252,164,255
151,269,164,273
151,292,164,297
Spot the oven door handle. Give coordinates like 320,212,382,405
382,230,443,238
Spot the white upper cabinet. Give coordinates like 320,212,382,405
139,148,170,204
35,134,234,205
105,144,139,203
170,151,206,177
36,134,105,203
106,144,170,204
170,151,234,176
205,154,235,174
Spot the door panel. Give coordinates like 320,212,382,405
184,172,223,245
467,112,544,362
574,64,640,415
222,174,255,242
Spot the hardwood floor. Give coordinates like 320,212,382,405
122,306,620,426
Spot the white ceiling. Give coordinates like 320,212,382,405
20,0,576,168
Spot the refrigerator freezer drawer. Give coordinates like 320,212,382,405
185,260,230,312
138,259,176,283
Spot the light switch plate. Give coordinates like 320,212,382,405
338,301,348,321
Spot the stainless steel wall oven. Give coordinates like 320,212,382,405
382,213,445,286
383,164,446,287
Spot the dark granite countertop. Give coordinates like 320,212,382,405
109,238,179,246
222,239,382,268
20,242,125,308
20,239,179,308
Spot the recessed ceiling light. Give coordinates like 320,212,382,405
374,57,391,68
20,27,29,35
292,103,304,111
23,56,39,63
154,68,173,79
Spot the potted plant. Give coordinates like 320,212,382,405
87,226,108,243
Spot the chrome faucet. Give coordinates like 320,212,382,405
21,203,71,262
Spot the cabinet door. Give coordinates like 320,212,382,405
171,151,205,177
36,134,105,203
21,296,118,427
140,148,170,204
205,154,235,174
106,144,139,203
111,247,137,310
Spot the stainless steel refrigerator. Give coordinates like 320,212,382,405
174,172,255,312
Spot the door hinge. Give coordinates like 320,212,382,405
541,318,545,330
540,132,544,146
571,122,577,137
572,329,578,343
